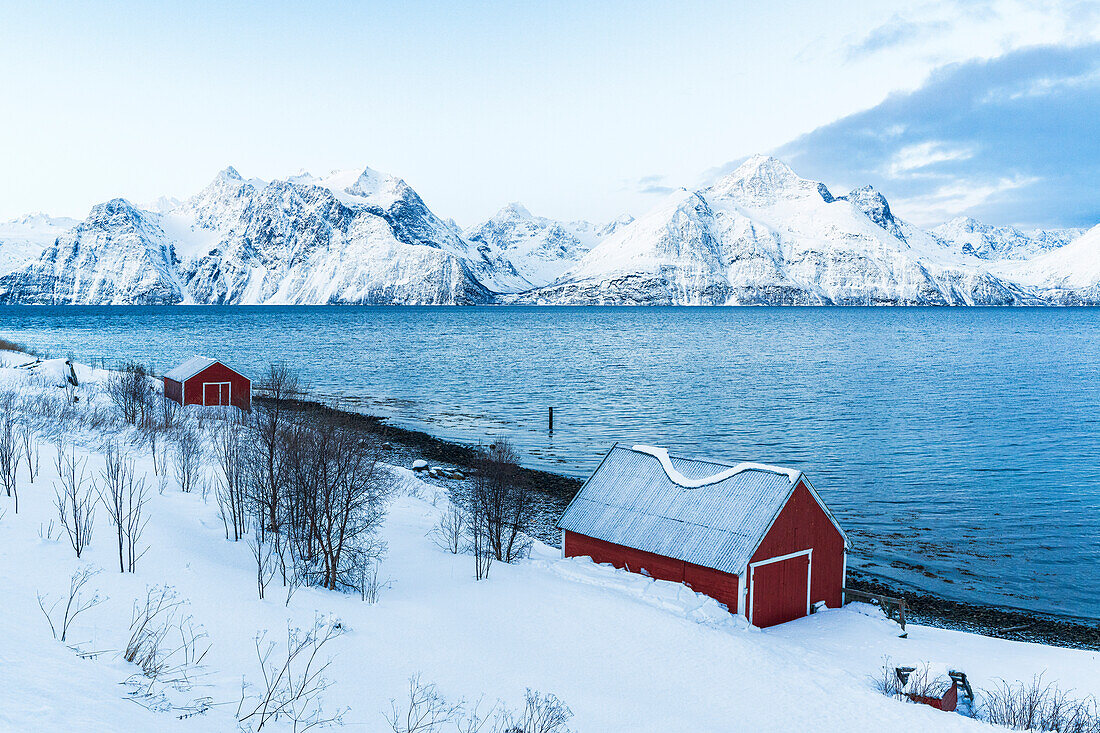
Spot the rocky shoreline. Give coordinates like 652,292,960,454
263,395,1100,652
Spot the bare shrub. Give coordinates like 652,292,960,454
429,505,467,555
124,586,211,688
108,361,155,427
468,440,534,564
355,558,389,604
172,425,203,493
214,422,249,541
54,444,96,557
387,678,573,733
981,676,1100,733
873,658,951,703
0,337,34,354
0,400,20,512
236,617,346,732
501,690,574,733
37,566,105,643
387,676,463,733
248,527,277,601
99,442,150,572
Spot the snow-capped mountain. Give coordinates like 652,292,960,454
0,213,78,276
516,155,1038,305
932,217,1085,260
169,166,491,305
0,200,183,304
0,156,1097,305
0,167,495,305
463,203,605,290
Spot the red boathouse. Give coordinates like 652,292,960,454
163,356,251,411
557,444,849,628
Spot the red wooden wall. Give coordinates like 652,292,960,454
562,479,846,628
748,481,845,619
166,363,251,411
563,531,741,613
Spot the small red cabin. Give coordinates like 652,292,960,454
557,444,849,628
163,356,251,411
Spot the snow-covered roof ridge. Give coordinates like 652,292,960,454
163,355,217,382
630,445,801,487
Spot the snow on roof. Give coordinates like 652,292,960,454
631,444,801,486
163,356,218,382
558,444,834,576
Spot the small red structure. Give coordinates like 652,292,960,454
163,356,251,411
558,444,849,628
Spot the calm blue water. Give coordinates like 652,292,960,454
1,306,1098,619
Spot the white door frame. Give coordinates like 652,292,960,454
747,548,812,627
203,381,232,406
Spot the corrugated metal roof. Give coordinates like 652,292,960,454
558,444,809,575
163,356,217,382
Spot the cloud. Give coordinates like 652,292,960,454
775,43,1100,228
634,174,676,195
846,16,950,60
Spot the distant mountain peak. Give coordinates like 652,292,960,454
710,154,834,204
496,202,533,219
217,166,243,182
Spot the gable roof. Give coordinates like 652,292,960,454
558,444,847,576
163,356,219,382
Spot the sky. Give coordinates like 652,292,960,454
0,0,1097,229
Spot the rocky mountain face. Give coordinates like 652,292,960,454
0,156,1096,305
0,213,79,276
0,200,183,304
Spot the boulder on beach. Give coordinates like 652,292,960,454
412,459,429,471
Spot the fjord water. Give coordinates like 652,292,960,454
2,306,1098,619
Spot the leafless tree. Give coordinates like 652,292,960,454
161,392,178,431
467,440,534,564
429,505,467,555
236,617,347,732
469,503,493,582
107,361,154,426
298,423,391,591
0,400,20,512
214,422,249,541
37,566,105,643
20,426,39,483
248,527,277,600
54,444,96,557
99,442,150,572
172,425,203,494
249,363,304,537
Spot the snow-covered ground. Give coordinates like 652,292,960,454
0,350,1097,732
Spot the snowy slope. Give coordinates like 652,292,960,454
519,156,1034,305
0,352,1097,731
932,217,1084,260
463,203,604,290
992,224,1100,302
0,213,78,276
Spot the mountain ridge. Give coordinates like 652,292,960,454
0,156,1096,305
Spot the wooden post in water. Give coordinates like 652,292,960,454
548,406,554,434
